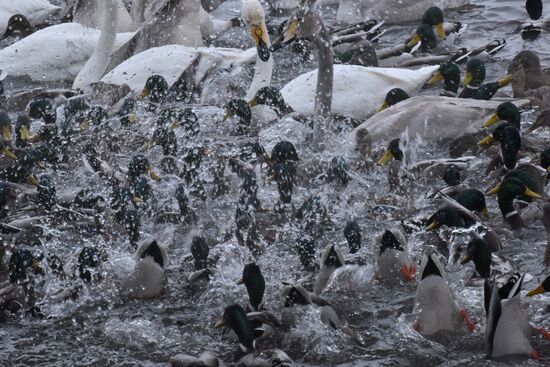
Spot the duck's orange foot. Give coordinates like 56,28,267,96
401,264,417,282
459,309,475,333
531,350,540,361
536,327,550,342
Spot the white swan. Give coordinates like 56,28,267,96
275,2,439,122
347,97,531,144
0,0,60,34
124,239,168,298
0,22,134,82
71,0,136,33
101,0,273,101
73,0,118,91
336,0,470,25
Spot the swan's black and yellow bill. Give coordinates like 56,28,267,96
250,22,270,62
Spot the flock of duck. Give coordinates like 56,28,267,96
1,0,550,365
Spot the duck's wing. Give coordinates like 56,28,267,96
247,311,281,328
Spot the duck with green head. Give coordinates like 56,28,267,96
527,275,550,297
483,102,521,130
249,86,294,117
489,177,541,230
478,123,521,170
127,155,160,185
376,88,410,113
0,148,40,186
215,304,256,352
14,115,30,149
426,61,461,96
158,107,199,136
426,206,475,231
406,24,437,53
540,147,550,172
138,75,168,106
456,189,489,217
0,111,12,142
118,98,138,127
459,59,513,100
149,126,177,156
27,98,57,141
459,238,516,286
422,6,447,40
222,99,252,135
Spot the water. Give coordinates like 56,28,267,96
1,0,550,366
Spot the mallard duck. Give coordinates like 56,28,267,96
239,263,265,313
526,274,550,296
110,187,141,246
484,273,550,359
508,51,550,96
455,189,489,217
457,59,513,100
478,123,521,170
124,239,168,299
281,283,340,329
127,155,160,184
77,246,106,283
487,177,542,230
374,228,416,283
376,88,410,112
222,99,253,136
214,304,256,352
540,147,550,172
343,220,363,261
187,236,211,282
425,61,461,96
138,74,168,106
413,252,475,336
459,238,516,286
314,244,344,294
249,86,294,118
483,101,521,130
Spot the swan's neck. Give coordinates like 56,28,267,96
73,0,118,90
245,22,273,101
311,18,333,147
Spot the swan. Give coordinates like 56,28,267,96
124,238,168,298
273,1,439,123
101,0,273,101
70,0,136,33
347,97,531,144
73,0,119,91
336,0,470,25
0,12,134,82
0,0,60,35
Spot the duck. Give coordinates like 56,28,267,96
413,252,475,336
3,14,34,40
374,227,416,284
526,274,550,297
483,101,522,130
280,282,340,330
336,0,469,26
77,246,107,283
313,244,345,295
425,61,461,97
459,238,516,287
187,236,211,282
518,0,546,40
508,50,550,97
484,273,550,360
102,0,273,104
458,58,513,100
478,123,521,171
375,88,410,112
0,0,60,37
124,238,168,298
0,0,134,83
486,176,542,230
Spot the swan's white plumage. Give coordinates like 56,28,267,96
101,45,256,91
336,0,470,24
348,97,531,143
281,65,439,120
73,0,118,91
0,0,60,33
73,0,136,33
0,23,134,82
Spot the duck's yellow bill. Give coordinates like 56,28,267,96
377,150,393,165
546,165,550,173
148,165,160,181
436,23,446,40
483,113,500,128
1,146,17,160
138,88,150,99
132,196,143,204
283,20,298,44
406,33,421,48
523,187,541,199
79,119,90,132
170,121,179,129
248,97,258,107
461,72,473,87
20,126,30,141
128,113,138,123
527,285,545,297
460,254,470,264
482,207,489,217
376,100,389,113
236,278,244,285
214,319,225,328
2,126,11,141
26,175,39,186
426,221,439,231
477,135,495,146
29,134,42,143
497,74,513,87
487,183,500,195
427,72,444,86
